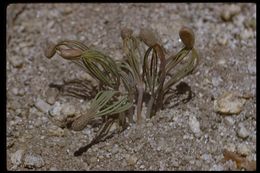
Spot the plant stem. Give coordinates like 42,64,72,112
136,84,144,124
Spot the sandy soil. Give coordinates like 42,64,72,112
6,3,256,171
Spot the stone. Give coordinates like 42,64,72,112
237,143,250,156
240,29,254,40
48,126,65,137
212,76,223,87
188,115,201,136
126,154,138,166
220,4,241,22
24,154,45,168
11,88,19,95
214,92,246,115
210,164,224,171
247,62,256,75
224,143,236,152
35,98,51,114
11,149,25,167
224,116,235,126
49,102,62,117
237,124,250,139
46,88,58,105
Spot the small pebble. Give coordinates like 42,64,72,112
212,76,223,87
220,4,241,22
201,153,212,162
210,164,224,171
48,126,65,137
24,154,45,168
240,29,254,40
9,55,23,68
247,62,256,75
11,88,19,95
237,143,251,156
237,124,250,139
188,115,201,136
214,92,246,115
49,102,62,117
35,98,51,114
224,116,235,126
126,155,138,166
224,143,236,152
46,88,58,105
11,149,25,167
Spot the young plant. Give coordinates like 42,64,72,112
44,26,199,156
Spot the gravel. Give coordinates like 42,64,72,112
23,154,45,169
34,98,51,114
7,3,256,171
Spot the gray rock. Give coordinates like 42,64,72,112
46,88,58,105
188,115,201,136
237,124,250,139
224,116,235,126
11,88,19,95
237,143,251,156
220,4,241,22
212,76,223,87
24,154,45,168
247,62,256,75
210,164,224,171
35,98,51,113
49,102,62,117
11,149,25,167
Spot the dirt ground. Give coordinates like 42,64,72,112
6,3,256,171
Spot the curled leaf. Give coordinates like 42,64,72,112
121,28,133,40
57,48,83,60
139,28,158,47
44,41,56,59
179,26,195,49
70,90,132,131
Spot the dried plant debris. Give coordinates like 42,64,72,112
223,149,256,171
44,26,199,156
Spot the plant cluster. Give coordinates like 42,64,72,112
44,26,199,156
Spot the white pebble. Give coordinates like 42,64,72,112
35,98,51,113
214,92,246,115
49,102,62,116
247,62,256,75
224,116,235,126
24,154,45,168
237,124,250,139
188,115,201,136
212,76,223,87
210,164,224,171
11,88,19,95
11,149,25,166
237,143,251,156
